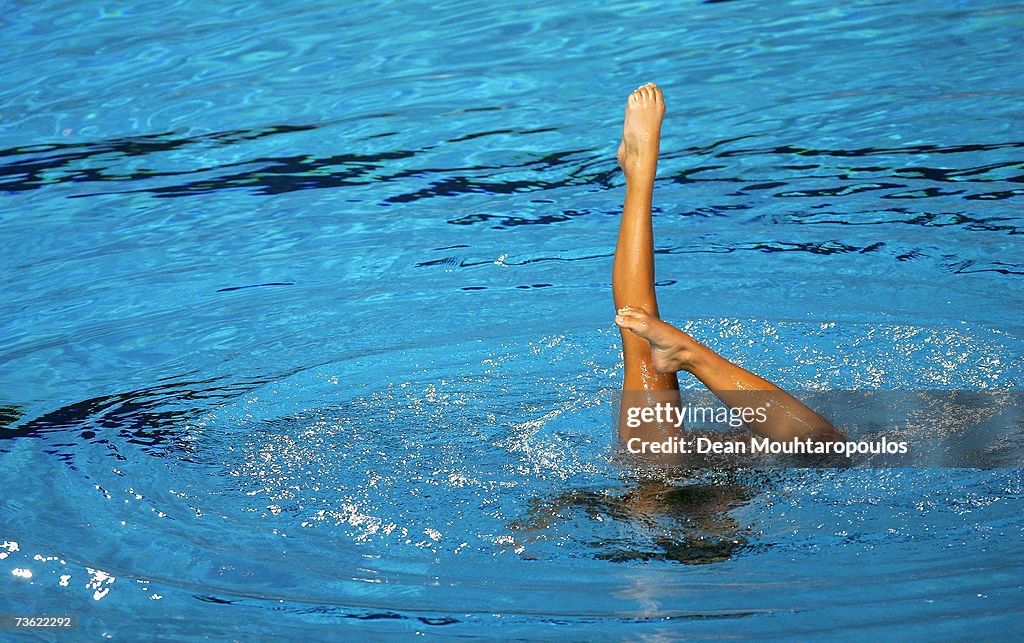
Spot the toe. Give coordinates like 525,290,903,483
617,305,648,316
616,307,654,333
615,313,644,330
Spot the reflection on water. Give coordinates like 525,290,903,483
3,124,1018,286
3,128,1022,211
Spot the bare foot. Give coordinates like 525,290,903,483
615,306,702,373
616,82,665,180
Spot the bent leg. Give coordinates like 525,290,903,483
615,308,844,443
613,83,681,444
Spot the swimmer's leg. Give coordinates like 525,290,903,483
613,83,682,444
615,308,845,443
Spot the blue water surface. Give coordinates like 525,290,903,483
1,0,1023,638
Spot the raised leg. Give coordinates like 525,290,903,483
613,83,682,444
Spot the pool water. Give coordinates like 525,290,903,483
2,0,1023,637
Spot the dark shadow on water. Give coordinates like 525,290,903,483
1,124,1020,212
0,375,268,461
0,404,24,431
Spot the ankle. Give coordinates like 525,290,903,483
624,168,656,190
674,338,709,374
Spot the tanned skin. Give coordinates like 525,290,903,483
612,83,844,446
